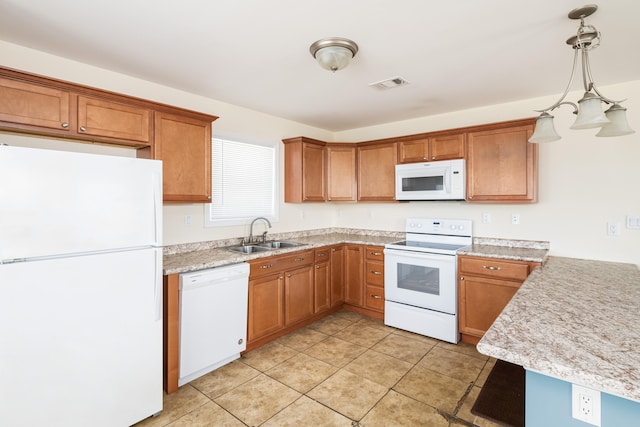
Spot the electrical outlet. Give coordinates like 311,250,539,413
511,213,520,225
482,212,491,224
184,214,192,226
607,221,621,236
572,384,601,426
627,215,640,229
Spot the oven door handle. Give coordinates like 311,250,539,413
384,248,455,263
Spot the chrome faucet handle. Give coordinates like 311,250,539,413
261,231,268,243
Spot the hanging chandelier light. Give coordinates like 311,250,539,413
309,37,358,72
528,4,635,143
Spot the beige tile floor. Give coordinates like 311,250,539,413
135,310,504,427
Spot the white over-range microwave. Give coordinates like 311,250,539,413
395,159,466,201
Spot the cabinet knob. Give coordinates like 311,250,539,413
79,126,87,132
370,251,382,256
287,273,292,278
460,276,464,281
370,271,382,275
370,294,382,299
61,122,69,129
432,156,436,160
331,248,336,252
316,265,320,269
260,263,272,269
318,253,327,257
483,265,502,271
294,257,304,262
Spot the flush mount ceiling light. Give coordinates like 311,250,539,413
529,4,635,143
309,37,358,72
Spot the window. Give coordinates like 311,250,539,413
205,137,278,227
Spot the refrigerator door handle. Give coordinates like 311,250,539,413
152,171,163,246
154,249,162,322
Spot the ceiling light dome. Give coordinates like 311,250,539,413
309,37,358,72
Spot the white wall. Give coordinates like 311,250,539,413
2,40,639,265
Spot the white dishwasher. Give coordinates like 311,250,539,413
178,262,250,386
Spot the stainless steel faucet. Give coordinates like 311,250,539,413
249,217,272,244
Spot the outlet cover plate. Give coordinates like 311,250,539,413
572,383,601,426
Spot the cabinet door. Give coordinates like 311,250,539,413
357,142,398,201
302,142,326,201
0,77,71,131
430,133,465,161
284,265,314,326
466,124,537,203
77,96,151,143
458,275,519,337
344,245,364,306
330,245,345,307
248,273,284,343
397,138,429,163
327,145,356,201
154,112,212,202
314,261,331,314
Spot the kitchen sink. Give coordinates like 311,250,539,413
258,241,305,249
225,245,271,254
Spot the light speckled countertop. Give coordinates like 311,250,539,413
477,256,640,402
458,237,549,263
163,228,403,275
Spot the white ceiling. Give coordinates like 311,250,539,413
1,0,638,132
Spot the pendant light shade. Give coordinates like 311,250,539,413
529,112,561,143
596,104,636,137
529,4,635,143
310,37,358,72
570,92,610,129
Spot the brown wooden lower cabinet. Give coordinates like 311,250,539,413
245,249,342,352
284,265,314,325
314,248,331,313
458,255,541,344
163,274,180,394
344,245,364,306
330,245,345,307
248,272,285,342
343,245,385,320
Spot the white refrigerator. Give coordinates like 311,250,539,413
0,145,163,427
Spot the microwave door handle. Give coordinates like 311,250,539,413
443,168,450,194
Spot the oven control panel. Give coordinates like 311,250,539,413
406,218,472,237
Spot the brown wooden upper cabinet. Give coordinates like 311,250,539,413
0,76,71,132
397,133,465,163
77,96,151,144
357,141,397,202
0,67,219,203
326,143,357,202
154,112,212,203
466,120,537,203
283,137,326,202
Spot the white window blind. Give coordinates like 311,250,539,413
206,138,277,226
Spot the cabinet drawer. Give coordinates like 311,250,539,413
249,250,314,277
365,246,384,261
365,286,384,311
314,247,331,263
458,256,530,281
365,261,384,287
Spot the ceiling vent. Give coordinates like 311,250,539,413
369,76,409,90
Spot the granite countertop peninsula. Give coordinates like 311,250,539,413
477,256,640,402
457,237,549,263
162,228,403,275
